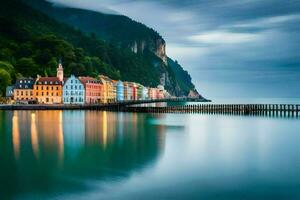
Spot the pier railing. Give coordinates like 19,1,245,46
1,103,299,118
115,104,300,118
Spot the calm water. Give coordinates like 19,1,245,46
0,109,300,200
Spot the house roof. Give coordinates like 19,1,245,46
14,78,35,89
78,77,103,85
99,75,113,83
36,77,63,85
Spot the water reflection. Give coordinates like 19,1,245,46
0,110,166,199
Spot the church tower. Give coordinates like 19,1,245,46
57,58,64,82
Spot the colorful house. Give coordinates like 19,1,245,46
116,80,124,101
6,85,14,101
99,75,116,103
34,77,63,104
136,83,144,100
129,82,137,100
79,77,102,104
34,61,64,104
63,75,85,104
142,87,149,100
123,82,131,101
148,87,157,99
13,78,35,103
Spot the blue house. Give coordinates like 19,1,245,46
116,81,124,101
63,75,85,104
6,86,14,98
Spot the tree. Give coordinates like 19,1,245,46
0,69,11,96
15,57,39,77
0,61,14,74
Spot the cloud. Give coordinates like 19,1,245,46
46,0,300,98
188,31,260,44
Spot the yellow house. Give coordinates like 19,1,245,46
99,75,116,103
13,78,36,103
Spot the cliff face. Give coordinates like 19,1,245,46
130,38,167,64
24,0,199,97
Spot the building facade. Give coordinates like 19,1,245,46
6,86,14,100
129,82,137,100
99,75,116,103
116,81,124,101
13,78,35,103
63,75,85,104
79,77,102,104
34,77,63,104
148,87,157,99
34,61,64,104
142,87,149,100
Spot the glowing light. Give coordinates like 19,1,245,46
12,112,20,160
57,111,64,167
102,111,107,148
31,112,40,159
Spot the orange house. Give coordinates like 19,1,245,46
34,77,63,104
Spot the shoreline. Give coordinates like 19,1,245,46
0,98,211,110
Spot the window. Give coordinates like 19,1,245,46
56,87,59,90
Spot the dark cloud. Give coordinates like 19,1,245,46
48,0,300,99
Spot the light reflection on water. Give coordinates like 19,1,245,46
0,111,300,199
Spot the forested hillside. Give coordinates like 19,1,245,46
0,0,198,97
24,0,198,96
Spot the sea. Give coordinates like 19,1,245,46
0,98,299,200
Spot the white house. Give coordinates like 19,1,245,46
63,75,85,104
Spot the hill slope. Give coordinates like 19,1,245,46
24,0,198,96
0,0,198,97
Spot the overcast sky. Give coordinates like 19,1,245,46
48,0,300,100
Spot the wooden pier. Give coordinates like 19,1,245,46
1,102,299,118
114,104,300,118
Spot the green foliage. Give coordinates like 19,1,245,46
0,69,11,96
16,57,39,77
0,0,162,90
0,0,195,97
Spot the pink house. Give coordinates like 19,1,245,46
79,77,103,104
